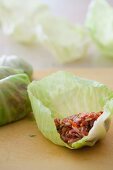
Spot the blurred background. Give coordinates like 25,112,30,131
0,0,113,69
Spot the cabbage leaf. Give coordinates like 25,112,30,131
28,71,113,149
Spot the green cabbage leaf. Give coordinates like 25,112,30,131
28,71,113,149
86,0,113,57
0,69,31,125
0,55,33,80
0,0,88,63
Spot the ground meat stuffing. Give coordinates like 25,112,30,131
54,111,103,144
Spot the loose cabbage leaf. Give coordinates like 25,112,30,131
0,0,88,63
0,55,33,80
0,0,51,44
0,0,49,44
28,71,113,149
86,0,113,57
0,73,31,126
40,19,88,63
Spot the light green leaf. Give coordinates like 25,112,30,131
0,0,88,63
86,0,113,57
41,20,89,63
28,71,113,149
0,0,49,44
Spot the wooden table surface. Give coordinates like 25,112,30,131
0,68,113,170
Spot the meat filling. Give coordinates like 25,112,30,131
54,111,103,144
